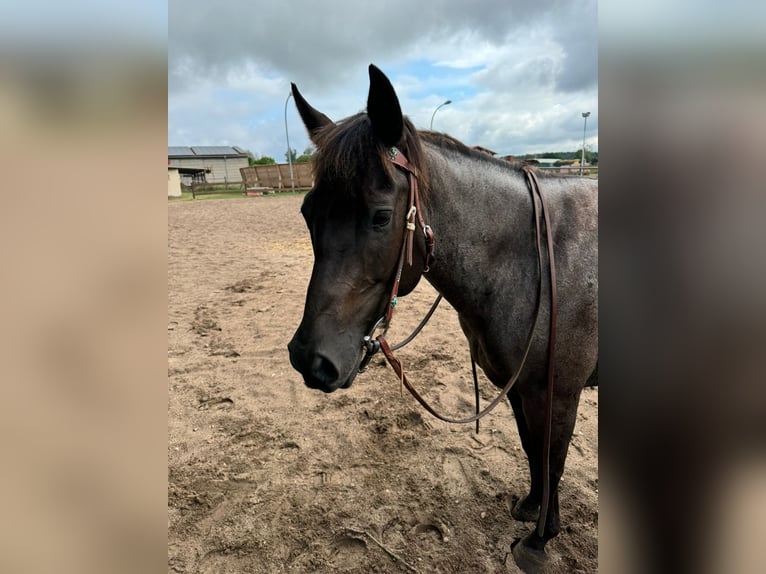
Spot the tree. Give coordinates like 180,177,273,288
244,149,257,166
295,147,313,163
513,149,597,164
252,156,276,165
296,145,316,163
574,148,598,165
285,148,297,163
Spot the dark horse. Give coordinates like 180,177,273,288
288,65,597,573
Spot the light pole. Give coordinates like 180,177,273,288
284,92,295,193
430,99,452,130
580,111,590,176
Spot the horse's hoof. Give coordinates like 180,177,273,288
511,536,548,574
511,495,539,523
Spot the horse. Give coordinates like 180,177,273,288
287,64,598,573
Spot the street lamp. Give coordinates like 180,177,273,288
580,112,590,176
430,99,452,130
284,92,296,193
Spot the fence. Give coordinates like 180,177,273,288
240,162,314,195
538,165,598,177
192,162,595,199
189,181,245,199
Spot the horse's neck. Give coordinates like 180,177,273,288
421,149,537,319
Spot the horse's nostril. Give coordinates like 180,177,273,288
311,354,339,384
288,336,343,390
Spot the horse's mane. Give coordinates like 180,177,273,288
421,131,490,160
311,113,550,199
420,130,540,174
312,112,430,197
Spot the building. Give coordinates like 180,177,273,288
168,146,249,184
528,158,560,168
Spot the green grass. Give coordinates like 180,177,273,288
257,190,309,199
195,191,247,200
169,189,308,202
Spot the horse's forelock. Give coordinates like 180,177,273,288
311,113,429,200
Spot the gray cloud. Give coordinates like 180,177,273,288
169,0,598,157
170,1,595,88
552,0,598,92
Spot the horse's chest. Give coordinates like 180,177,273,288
457,314,505,384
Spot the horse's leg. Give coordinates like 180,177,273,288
508,390,542,522
511,386,582,573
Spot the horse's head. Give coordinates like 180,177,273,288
288,65,429,392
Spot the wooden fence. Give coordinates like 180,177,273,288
240,162,314,195
538,165,598,177
189,182,245,199
190,162,595,199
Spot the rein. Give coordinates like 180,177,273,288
360,149,558,539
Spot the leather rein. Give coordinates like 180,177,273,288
360,147,558,538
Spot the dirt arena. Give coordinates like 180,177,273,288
168,194,598,573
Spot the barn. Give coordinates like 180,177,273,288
168,146,249,184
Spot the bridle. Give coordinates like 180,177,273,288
382,146,435,324
358,146,434,370
358,147,558,539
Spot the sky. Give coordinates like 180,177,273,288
169,0,597,160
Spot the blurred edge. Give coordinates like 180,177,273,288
600,13,766,574
0,10,168,574
1,2,765,574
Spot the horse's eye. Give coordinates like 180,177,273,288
372,210,392,228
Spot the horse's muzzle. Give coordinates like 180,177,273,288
287,336,357,393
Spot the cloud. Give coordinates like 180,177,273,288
169,0,598,157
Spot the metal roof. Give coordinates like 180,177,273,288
168,146,248,158
168,146,194,156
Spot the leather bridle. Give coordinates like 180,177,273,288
359,148,558,539
383,146,434,324
358,146,434,370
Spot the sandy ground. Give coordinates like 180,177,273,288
168,194,598,573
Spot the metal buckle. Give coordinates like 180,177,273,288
359,336,381,372
359,316,387,372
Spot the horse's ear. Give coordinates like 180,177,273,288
291,83,334,144
367,64,403,148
